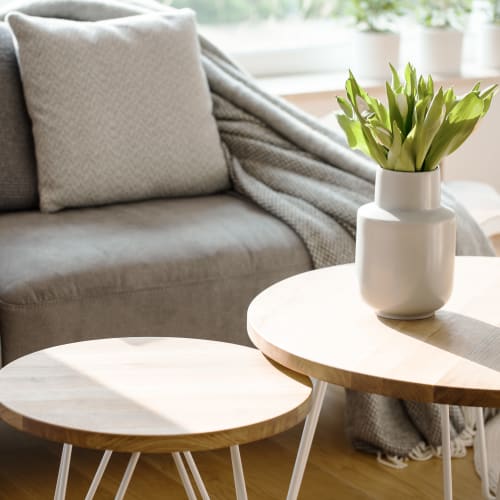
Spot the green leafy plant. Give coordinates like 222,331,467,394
415,0,472,29
342,0,408,32
169,0,342,24
336,63,497,172
489,0,500,23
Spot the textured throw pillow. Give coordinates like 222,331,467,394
7,10,229,213
0,22,37,211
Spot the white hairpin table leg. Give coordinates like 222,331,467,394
230,445,248,500
440,404,453,500
287,379,328,500
54,443,72,500
172,452,197,500
85,450,113,500
115,452,140,500
183,451,210,499
476,407,496,500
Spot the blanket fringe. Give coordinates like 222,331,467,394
377,424,476,469
408,441,434,461
434,424,476,459
376,452,408,469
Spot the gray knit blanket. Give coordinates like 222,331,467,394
1,0,495,461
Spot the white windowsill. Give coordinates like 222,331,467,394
257,66,500,99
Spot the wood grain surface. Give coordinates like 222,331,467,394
248,256,500,406
0,384,482,499
0,338,312,453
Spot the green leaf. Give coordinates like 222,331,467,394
427,75,434,97
404,63,417,96
448,93,484,123
336,96,353,118
423,117,480,170
398,129,417,172
480,83,498,101
480,84,498,115
345,78,358,112
390,63,402,92
336,114,372,157
359,121,389,168
368,123,393,149
482,92,495,116
417,76,427,100
386,121,402,170
414,88,446,170
386,82,404,135
443,88,456,113
423,93,486,170
365,96,390,129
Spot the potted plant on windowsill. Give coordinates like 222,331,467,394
345,0,407,80
412,0,471,76
478,0,500,69
336,63,496,319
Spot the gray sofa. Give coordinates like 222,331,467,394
0,10,317,364
0,194,312,364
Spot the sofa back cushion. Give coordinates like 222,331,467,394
0,22,37,211
7,10,229,213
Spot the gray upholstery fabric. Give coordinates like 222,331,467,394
0,22,37,211
7,11,229,212
0,194,311,362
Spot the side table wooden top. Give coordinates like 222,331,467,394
0,338,312,453
248,257,500,407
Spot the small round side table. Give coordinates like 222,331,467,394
248,256,500,500
0,337,312,499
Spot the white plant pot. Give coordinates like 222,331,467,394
478,23,500,69
355,167,456,319
350,31,400,81
414,27,463,76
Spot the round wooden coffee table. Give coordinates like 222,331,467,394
0,337,312,500
247,256,500,500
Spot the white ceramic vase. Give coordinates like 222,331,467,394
414,27,463,76
478,23,500,69
350,31,400,81
355,167,456,319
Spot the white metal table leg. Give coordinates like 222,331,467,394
172,452,197,500
54,443,72,500
115,452,140,500
85,450,113,500
440,404,453,500
476,407,495,500
287,379,328,500
230,445,248,500
183,451,210,499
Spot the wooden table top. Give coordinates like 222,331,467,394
0,338,312,453
248,257,500,407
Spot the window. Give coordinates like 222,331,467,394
167,0,348,76
168,1,341,24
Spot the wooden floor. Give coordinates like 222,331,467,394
0,385,482,499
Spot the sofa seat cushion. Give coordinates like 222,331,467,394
0,194,311,362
